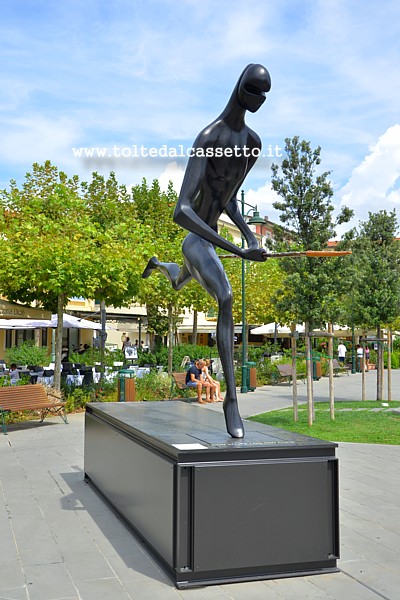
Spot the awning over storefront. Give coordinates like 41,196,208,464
0,299,51,320
177,325,216,334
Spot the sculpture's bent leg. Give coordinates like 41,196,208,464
216,284,244,438
182,234,244,438
142,256,192,291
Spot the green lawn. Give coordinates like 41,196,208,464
248,401,400,445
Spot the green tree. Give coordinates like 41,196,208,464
132,179,188,372
271,137,353,325
81,171,147,376
348,210,400,399
0,163,148,390
218,225,284,327
271,137,353,423
0,161,100,389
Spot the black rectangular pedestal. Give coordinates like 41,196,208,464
84,402,339,588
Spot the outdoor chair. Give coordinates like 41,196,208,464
42,369,54,377
39,369,54,386
80,367,94,387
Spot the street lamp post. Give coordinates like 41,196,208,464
351,323,356,374
240,190,266,393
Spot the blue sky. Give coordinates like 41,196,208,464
1,0,399,235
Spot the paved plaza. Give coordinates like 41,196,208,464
0,370,399,599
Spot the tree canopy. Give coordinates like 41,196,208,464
348,210,400,329
270,136,353,328
0,162,147,388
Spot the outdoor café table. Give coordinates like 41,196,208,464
93,367,115,384
136,367,150,378
37,373,54,386
29,370,44,384
66,373,84,386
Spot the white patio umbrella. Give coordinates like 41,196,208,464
0,319,35,328
0,315,103,330
250,323,305,336
50,314,103,330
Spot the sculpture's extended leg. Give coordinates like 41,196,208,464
142,256,192,290
182,234,244,438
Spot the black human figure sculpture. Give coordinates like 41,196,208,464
143,64,271,438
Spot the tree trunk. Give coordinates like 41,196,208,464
377,324,383,401
361,331,366,401
192,310,198,346
99,300,107,382
387,330,392,402
305,322,313,426
328,323,334,419
291,322,298,422
53,293,65,392
167,304,173,375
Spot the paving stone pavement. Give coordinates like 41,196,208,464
0,370,399,600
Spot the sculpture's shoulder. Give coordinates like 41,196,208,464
192,118,229,148
246,125,262,149
194,120,262,150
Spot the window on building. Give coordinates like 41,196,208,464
5,329,12,348
16,329,34,346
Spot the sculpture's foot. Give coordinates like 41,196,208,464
223,397,244,438
142,256,159,279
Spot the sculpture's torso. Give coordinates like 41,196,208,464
179,118,261,228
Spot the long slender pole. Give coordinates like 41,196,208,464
328,323,335,419
291,323,298,422
361,334,366,401
387,330,392,402
51,329,55,363
100,300,107,382
305,321,313,426
240,190,248,393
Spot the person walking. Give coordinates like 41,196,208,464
337,341,347,364
356,344,364,372
365,345,370,370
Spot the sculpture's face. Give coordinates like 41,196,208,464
237,64,271,113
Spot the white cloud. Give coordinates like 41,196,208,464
243,182,282,224
338,125,400,218
1,0,400,216
0,114,84,185
158,162,185,194
0,115,80,162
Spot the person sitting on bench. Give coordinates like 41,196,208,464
185,359,214,404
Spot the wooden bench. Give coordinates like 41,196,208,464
169,372,195,401
169,372,212,402
274,364,306,386
0,384,68,434
332,359,350,376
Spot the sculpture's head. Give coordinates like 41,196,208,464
237,64,271,113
